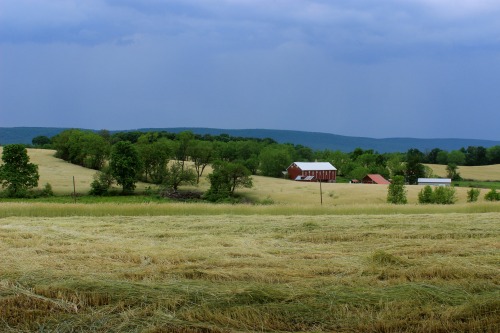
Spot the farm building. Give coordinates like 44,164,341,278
362,174,390,185
286,162,337,182
418,178,452,186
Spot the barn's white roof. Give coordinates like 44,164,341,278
289,162,337,171
418,178,452,183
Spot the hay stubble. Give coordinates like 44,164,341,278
1,213,498,332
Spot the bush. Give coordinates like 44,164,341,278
433,186,457,204
418,185,457,205
467,188,481,203
89,168,114,196
484,188,500,201
40,183,54,197
418,185,434,204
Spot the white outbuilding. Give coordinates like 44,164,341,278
417,178,452,186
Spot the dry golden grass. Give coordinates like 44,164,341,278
426,163,500,181
0,148,150,194
245,175,486,205
1,213,498,332
1,149,499,332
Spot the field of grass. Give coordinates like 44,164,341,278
0,149,499,332
426,164,500,181
1,213,499,332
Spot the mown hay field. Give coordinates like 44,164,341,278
1,213,499,332
0,148,499,332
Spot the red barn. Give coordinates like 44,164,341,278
286,162,337,182
362,174,390,184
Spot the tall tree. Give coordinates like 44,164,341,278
259,145,292,178
136,138,171,184
189,140,215,183
486,145,500,164
174,131,195,169
110,141,142,193
0,144,39,197
446,164,461,180
405,148,425,185
447,150,466,166
387,175,407,204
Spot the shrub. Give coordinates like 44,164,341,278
484,188,500,201
467,188,481,203
40,183,54,197
89,168,114,196
418,185,434,204
418,185,457,205
433,186,457,204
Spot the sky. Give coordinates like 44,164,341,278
1,0,500,140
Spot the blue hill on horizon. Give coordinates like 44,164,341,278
1,126,499,153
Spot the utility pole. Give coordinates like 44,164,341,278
319,179,323,205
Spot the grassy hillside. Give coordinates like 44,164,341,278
0,148,150,195
426,163,500,181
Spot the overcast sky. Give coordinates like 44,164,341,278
1,0,500,140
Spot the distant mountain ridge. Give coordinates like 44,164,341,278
1,127,499,153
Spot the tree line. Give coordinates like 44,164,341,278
27,129,500,193
2,129,500,200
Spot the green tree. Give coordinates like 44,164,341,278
51,129,110,169
174,131,195,170
189,140,215,183
89,167,114,196
436,150,449,165
484,188,500,201
486,145,500,164
405,149,425,185
205,161,253,201
31,135,51,147
433,186,457,204
0,144,39,197
110,141,142,193
387,175,407,204
259,145,292,177
386,154,405,178
162,161,197,192
447,150,466,166
467,188,480,203
322,150,351,177
425,148,442,164
446,163,461,181
418,185,434,204
348,165,369,181
464,146,488,166
136,138,171,184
